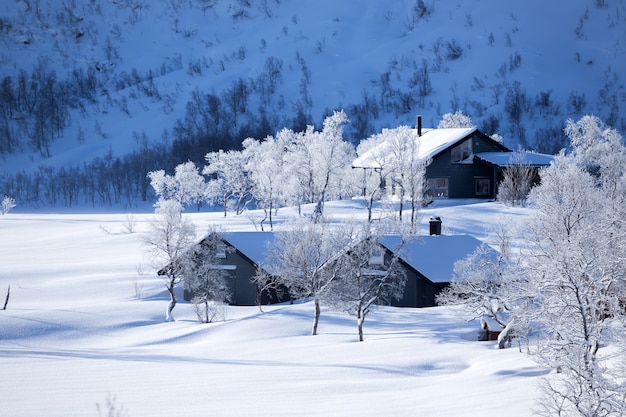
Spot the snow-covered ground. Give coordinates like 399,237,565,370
0,199,545,416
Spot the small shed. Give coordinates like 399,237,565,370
183,231,287,306
380,234,487,307
473,151,554,197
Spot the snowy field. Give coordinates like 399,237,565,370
0,200,546,416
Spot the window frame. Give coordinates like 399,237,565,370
451,139,473,163
475,177,491,196
427,177,449,198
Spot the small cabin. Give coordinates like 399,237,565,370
380,234,488,307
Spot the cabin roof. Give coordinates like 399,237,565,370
352,127,477,169
380,234,488,283
474,151,554,167
221,231,277,273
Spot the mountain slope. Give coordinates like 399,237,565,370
1,0,624,177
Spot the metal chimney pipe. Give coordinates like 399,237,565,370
417,115,422,137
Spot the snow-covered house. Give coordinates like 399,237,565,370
352,124,554,199
183,231,288,306
184,229,489,308
380,234,489,308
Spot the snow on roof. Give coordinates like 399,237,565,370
380,234,487,283
218,230,491,283
474,151,554,167
221,231,277,273
352,127,477,169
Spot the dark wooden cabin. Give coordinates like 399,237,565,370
380,234,489,307
353,124,553,200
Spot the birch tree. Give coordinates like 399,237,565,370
244,135,286,230
522,156,626,416
1,196,16,214
518,117,626,416
387,126,428,227
279,126,318,213
142,198,197,321
497,150,535,207
353,132,392,223
329,223,408,341
203,149,252,216
148,161,206,209
354,126,428,227
443,116,626,414
437,110,474,128
257,218,345,335
182,228,233,323
307,110,353,219
437,218,529,348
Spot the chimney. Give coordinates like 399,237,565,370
429,216,442,236
416,115,422,137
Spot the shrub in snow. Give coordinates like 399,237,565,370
496,151,534,207
437,110,474,128
1,196,16,215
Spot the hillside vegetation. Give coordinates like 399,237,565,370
0,0,624,208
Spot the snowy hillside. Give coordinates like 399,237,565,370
1,0,624,179
0,199,546,417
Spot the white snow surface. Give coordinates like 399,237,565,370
0,199,546,416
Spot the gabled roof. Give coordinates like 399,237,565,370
474,151,554,168
380,234,488,283
352,127,478,169
220,231,277,274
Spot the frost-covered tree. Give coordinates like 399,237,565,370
142,199,197,322
522,156,626,416
203,149,252,216
244,135,286,230
306,110,354,219
0,196,16,214
354,126,428,227
437,110,474,128
496,150,535,207
182,228,233,323
200,111,355,223
446,116,626,413
388,126,428,226
565,115,626,201
275,126,313,214
437,218,528,349
256,218,346,335
147,161,206,209
329,223,409,341
354,129,395,222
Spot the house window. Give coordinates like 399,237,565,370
369,249,385,265
451,140,472,163
475,178,490,195
427,177,449,198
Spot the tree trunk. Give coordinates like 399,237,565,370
269,201,273,230
203,300,209,323
497,319,515,349
357,316,364,342
165,282,177,322
397,191,404,222
312,298,321,335
2,285,9,310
